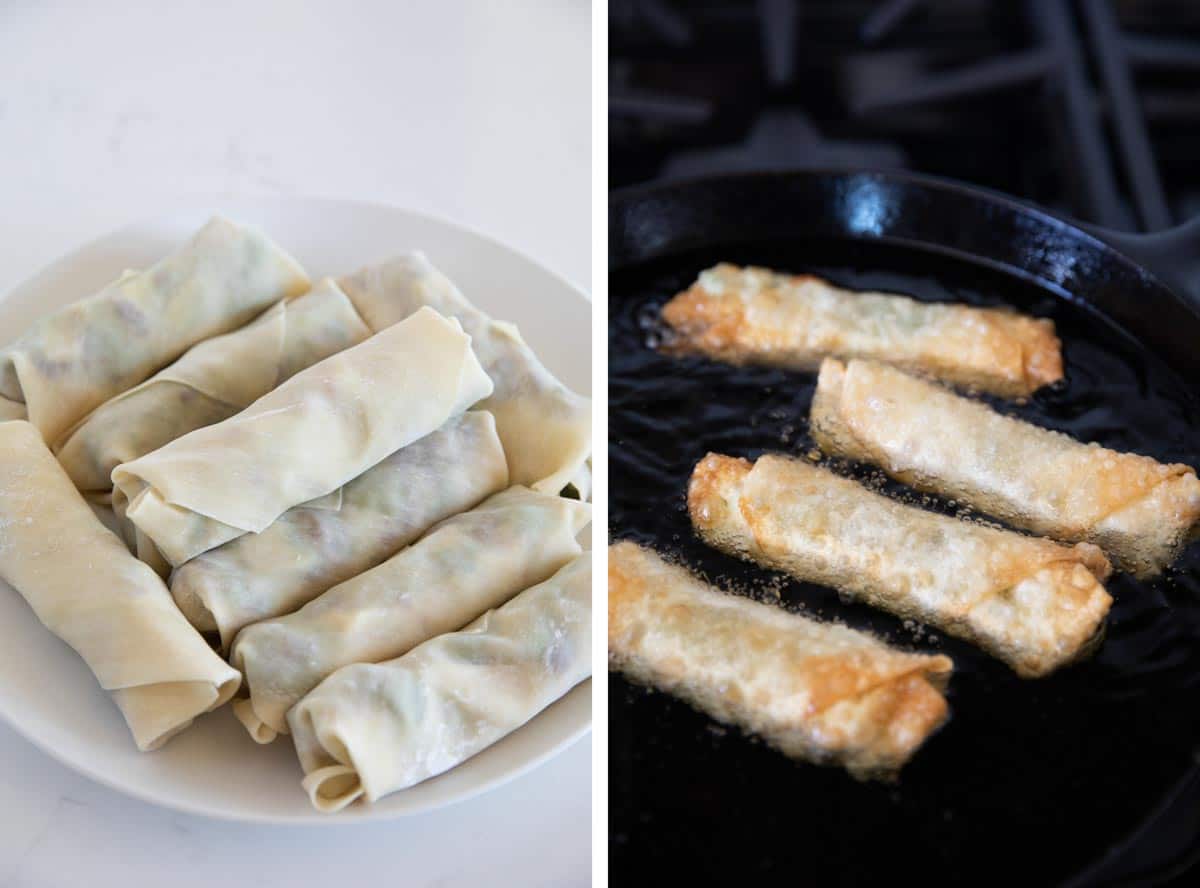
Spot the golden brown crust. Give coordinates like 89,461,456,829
999,313,1064,392
660,279,754,366
804,673,950,777
660,264,1063,398
811,357,1200,577
608,541,952,778
686,452,754,539
688,453,1113,677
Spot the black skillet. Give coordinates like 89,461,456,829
608,169,1200,887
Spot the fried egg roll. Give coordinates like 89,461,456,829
812,358,1200,577
688,453,1113,677
660,264,1062,398
608,542,952,778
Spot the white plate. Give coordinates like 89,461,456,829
0,196,592,824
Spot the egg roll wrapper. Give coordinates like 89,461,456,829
0,421,239,750
58,279,369,495
170,411,509,650
0,217,309,444
289,552,591,812
231,487,590,741
339,253,590,494
112,306,493,567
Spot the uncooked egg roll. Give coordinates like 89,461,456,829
0,217,309,443
0,420,239,750
289,552,591,812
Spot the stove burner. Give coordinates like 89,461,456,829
610,0,1200,232
664,108,906,177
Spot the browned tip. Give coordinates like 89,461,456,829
875,671,952,766
607,542,644,647
687,453,751,529
1022,318,1065,392
659,282,748,359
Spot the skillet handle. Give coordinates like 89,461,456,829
1082,215,1200,313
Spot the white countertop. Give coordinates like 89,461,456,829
0,2,591,886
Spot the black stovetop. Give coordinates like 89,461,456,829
611,0,1200,233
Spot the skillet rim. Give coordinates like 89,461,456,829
608,166,1200,330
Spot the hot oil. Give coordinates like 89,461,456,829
608,238,1200,886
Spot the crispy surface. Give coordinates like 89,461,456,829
811,358,1200,577
660,264,1062,398
608,541,951,779
688,453,1113,677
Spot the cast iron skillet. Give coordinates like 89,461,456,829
608,170,1200,887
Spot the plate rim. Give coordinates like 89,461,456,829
0,681,592,826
